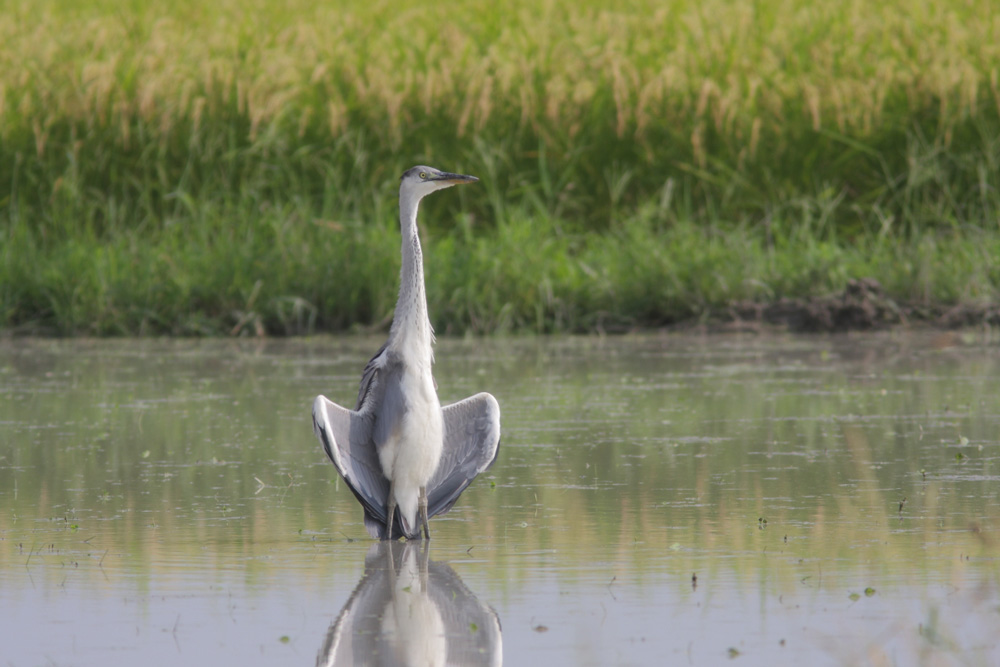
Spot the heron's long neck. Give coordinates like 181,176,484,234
388,192,433,367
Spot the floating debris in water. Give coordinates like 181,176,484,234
848,587,876,601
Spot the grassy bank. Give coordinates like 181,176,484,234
1,0,999,334
4,203,998,335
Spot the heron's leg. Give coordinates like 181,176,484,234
418,486,430,540
386,479,397,541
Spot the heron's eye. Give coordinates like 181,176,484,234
419,172,428,179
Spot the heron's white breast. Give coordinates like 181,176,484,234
378,363,443,533
394,367,444,486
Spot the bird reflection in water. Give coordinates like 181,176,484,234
317,541,502,666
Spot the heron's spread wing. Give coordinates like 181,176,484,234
312,395,391,537
427,392,501,519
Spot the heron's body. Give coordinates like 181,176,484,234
370,349,443,536
313,166,500,540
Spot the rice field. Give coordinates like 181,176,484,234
1,0,999,334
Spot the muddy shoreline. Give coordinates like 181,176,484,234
709,279,1000,333
3,279,997,338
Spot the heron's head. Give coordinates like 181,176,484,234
400,165,478,202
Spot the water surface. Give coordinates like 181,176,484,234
1,332,999,665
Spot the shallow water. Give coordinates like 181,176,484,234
1,332,999,666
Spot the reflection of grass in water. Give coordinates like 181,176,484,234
918,606,966,658
1,336,999,592
5,443,997,593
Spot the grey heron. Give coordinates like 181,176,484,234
312,166,501,540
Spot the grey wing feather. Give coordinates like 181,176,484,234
427,392,501,519
371,361,407,452
357,342,407,464
355,342,388,410
312,395,392,539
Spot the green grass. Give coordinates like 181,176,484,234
3,197,997,335
1,0,999,334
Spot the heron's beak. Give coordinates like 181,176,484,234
434,172,479,185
